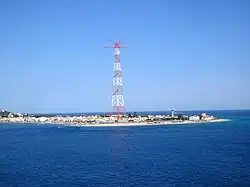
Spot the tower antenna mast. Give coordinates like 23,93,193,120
104,40,128,121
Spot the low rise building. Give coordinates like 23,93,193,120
189,115,200,121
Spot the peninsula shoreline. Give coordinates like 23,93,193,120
0,118,231,127
0,110,231,127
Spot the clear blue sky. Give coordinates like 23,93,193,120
0,0,250,113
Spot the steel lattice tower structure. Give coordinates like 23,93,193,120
104,40,127,121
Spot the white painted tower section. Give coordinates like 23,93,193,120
112,47,125,108
171,110,175,117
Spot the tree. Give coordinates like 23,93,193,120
0,110,11,117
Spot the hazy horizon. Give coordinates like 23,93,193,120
2,108,250,115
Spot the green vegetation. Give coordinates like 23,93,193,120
0,110,12,117
128,112,138,117
0,110,25,117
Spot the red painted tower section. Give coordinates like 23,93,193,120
104,40,127,121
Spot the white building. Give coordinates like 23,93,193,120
189,115,200,121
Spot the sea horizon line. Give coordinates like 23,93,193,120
5,108,249,115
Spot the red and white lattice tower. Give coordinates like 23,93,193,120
104,40,127,121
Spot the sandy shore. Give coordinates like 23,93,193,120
0,119,231,127
6,118,229,127
69,119,231,127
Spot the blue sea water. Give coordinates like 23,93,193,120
0,110,250,187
